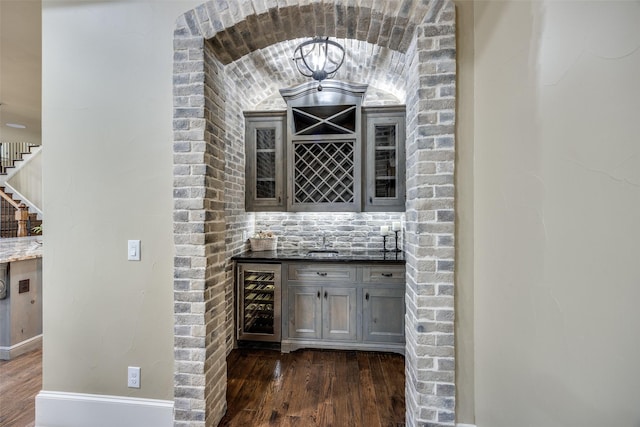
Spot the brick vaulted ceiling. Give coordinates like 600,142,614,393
226,38,409,109
193,0,448,109
207,1,433,62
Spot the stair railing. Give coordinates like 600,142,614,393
0,142,38,174
0,189,30,237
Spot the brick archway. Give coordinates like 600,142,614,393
172,1,456,425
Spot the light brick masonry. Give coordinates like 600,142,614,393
173,1,456,426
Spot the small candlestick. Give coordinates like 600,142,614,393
380,225,389,235
381,234,389,252
393,230,401,252
392,221,401,231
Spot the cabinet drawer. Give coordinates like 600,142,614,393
288,264,357,283
362,265,406,284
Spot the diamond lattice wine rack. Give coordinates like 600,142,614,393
281,81,368,212
293,140,355,204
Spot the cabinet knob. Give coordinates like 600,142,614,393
324,291,328,299
316,272,327,277
317,290,320,298
369,197,373,203
381,272,393,277
365,293,370,301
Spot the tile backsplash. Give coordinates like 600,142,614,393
254,212,405,252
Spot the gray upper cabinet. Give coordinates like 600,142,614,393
245,83,406,213
281,81,367,212
363,106,406,212
244,111,286,211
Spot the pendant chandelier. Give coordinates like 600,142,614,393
292,37,345,91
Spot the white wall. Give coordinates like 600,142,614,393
474,1,640,426
42,0,200,400
454,1,475,422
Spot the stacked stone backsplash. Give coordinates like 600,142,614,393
254,212,405,252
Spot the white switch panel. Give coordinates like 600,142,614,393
127,240,141,261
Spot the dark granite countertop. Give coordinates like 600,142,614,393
232,249,405,264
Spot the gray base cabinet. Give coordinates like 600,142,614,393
363,287,405,343
323,287,357,341
282,262,405,355
288,285,322,339
288,285,358,342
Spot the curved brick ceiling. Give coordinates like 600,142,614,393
225,38,408,109
205,1,436,63
186,0,447,109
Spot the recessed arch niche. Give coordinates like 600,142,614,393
172,1,457,425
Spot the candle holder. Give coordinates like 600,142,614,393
381,234,389,252
392,230,401,252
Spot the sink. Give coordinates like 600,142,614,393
306,250,339,258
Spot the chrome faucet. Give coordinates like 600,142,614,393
321,231,329,249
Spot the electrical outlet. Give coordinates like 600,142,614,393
128,366,141,388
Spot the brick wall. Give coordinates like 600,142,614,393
173,1,457,426
403,2,457,425
255,212,405,252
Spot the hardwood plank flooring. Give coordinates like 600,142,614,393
218,348,405,427
0,348,41,427
0,347,405,427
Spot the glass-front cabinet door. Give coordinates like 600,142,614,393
364,107,406,211
244,112,286,211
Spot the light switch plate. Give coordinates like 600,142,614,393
127,240,141,261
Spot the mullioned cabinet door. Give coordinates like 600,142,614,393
244,112,286,211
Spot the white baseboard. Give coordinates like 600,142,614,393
457,424,477,427
0,334,42,360
35,391,173,427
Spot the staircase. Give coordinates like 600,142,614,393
0,143,42,238
0,186,41,237
0,142,38,175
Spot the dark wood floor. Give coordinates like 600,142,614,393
0,347,405,427
0,348,41,427
218,348,405,427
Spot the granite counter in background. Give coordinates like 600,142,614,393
0,236,43,263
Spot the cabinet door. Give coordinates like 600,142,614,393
363,287,405,343
288,285,322,339
245,113,285,211
364,108,406,211
322,287,357,341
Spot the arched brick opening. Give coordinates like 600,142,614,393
173,1,456,426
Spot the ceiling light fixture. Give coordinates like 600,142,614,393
292,37,345,91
